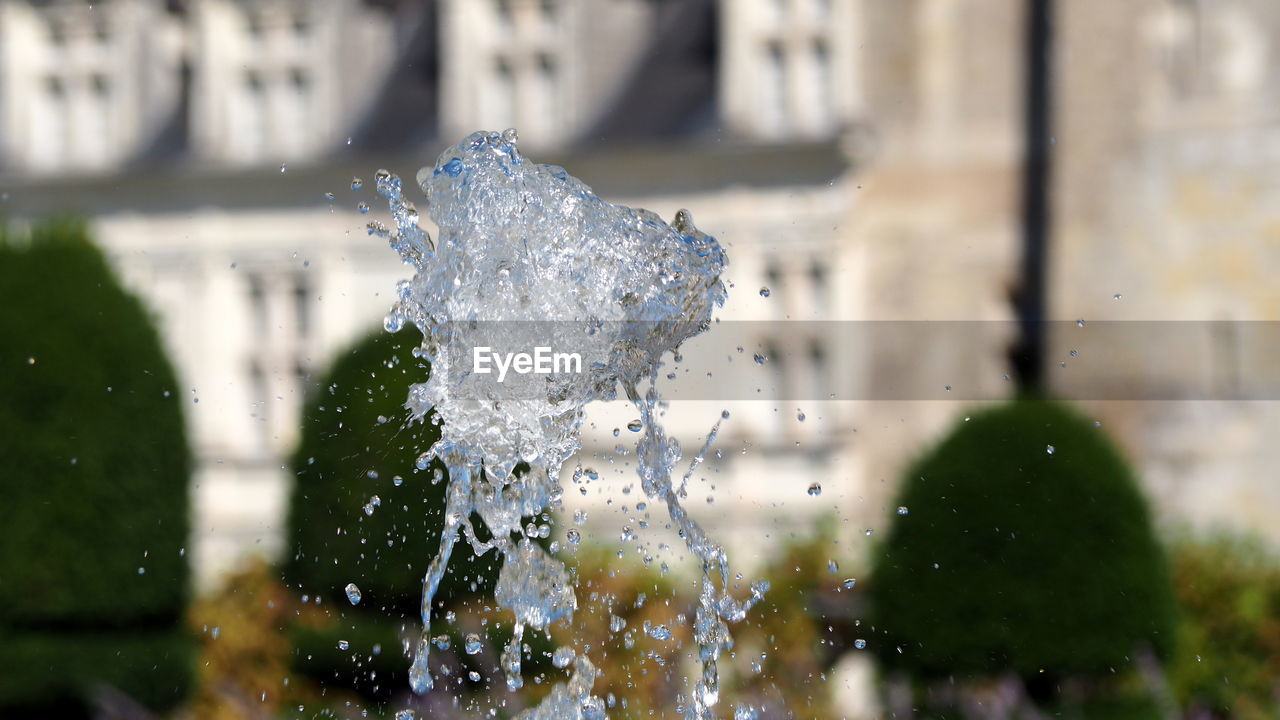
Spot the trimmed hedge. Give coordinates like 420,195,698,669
285,327,508,700
0,629,194,714
285,327,500,615
0,219,193,714
869,398,1175,686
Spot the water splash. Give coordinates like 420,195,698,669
376,130,765,719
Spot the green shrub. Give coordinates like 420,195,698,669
284,327,504,700
868,398,1175,692
0,218,193,714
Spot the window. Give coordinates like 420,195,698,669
247,273,267,339
487,58,516,129
246,13,264,43
528,53,559,138
291,15,310,43
33,76,69,170
47,19,65,47
281,69,311,157
247,359,270,450
760,42,788,137
293,273,312,339
235,72,267,161
807,340,827,401
494,0,513,31
80,74,112,168
538,0,559,34
809,260,829,313
808,38,834,133
724,0,848,140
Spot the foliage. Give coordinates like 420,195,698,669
550,545,691,718
868,398,1176,695
1168,534,1280,720
729,521,862,718
0,218,193,715
188,558,312,720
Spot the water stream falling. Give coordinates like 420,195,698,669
372,130,766,719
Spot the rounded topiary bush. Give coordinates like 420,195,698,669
0,218,193,715
285,327,502,698
868,398,1175,689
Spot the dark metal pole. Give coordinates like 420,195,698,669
1010,0,1053,393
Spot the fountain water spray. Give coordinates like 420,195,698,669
373,130,766,719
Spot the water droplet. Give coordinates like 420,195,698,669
1077,318,1086,327
358,202,370,214
1046,444,1056,455
468,670,481,681
647,624,672,641
1113,293,1123,300
351,177,364,190
395,711,415,720
842,578,857,589
393,475,404,486
627,419,643,432
26,356,35,365
854,639,867,650
338,640,350,651
137,567,145,575
552,646,575,668
279,163,287,173
567,528,581,545
433,635,451,650
464,633,482,655
807,483,822,496
753,353,767,365
827,559,838,574
897,506,909,515
345,583,362,605
796,409,806,422
1069,349,1079,357
759,286,770,297
324,192,335,201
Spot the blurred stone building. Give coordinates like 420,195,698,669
1,1,1277,650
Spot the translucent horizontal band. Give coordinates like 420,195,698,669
392,320,1280,401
